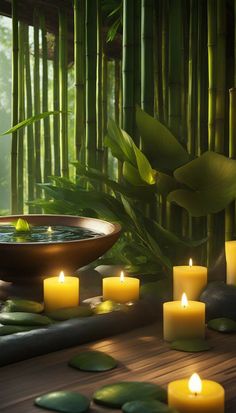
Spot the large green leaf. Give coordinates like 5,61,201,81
136,106,189,171
1,111,61,135
123,162,147,186
107,119,136,164
168,151,236,216
132,144,157,185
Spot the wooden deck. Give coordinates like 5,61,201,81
0,322,236,412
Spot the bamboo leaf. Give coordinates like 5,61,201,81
107,119,136,164
123,162,147,186
14,218,31,232
168,151,236,216
136,106,190,171
132,144,157,184
1,111,61,135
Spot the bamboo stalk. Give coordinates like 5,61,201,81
181,0,189,145
134,0,141,145
17,21,25,213
74,0,85,162
11,0,19,213
102,52,108,176
33,9,42,203
187,0,198,156
141,0,154,116
85,0,97,168
24,25,35,212
162,0,169,124
215,0,226,154
40,13,52,181
207,0,217,267
53,33,60,176
154,0,164,122
122,0,135,137
96,0,103,173
59,10,69,177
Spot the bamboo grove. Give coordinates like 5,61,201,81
7,0,236,266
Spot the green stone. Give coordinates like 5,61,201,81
0,324,39,336
2,298,43,313
47,306,93,321
35,391,90,413
0,312,52,326
69,350,117,372
171,339,211,352
122,400,179,413
208,317,236,333
93,382,167,408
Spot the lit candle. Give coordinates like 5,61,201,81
168,373,225,413
163,293,205,342
225,241,236,285
102,271,140,303
47,226,53,234
44,271,79,312
173,259,207,300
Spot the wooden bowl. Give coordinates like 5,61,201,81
0,215,121,283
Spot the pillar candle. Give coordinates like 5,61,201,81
103,271,139,303
44,271,79,312
173,259,207,300
225,241,236,285
168,373,225,413
163,293,205,342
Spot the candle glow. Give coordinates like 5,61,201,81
59,271,65,283
47,226,52,233
120,271,125,283
189,373,202,395
181,292,188,308
189,258,193,267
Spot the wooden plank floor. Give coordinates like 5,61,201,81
0,322,236,412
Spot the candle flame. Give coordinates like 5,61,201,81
59,271,65,283
181,292,188,308
189,258,193,267
188,373,202,395
120,271,125,283
47,226,52,233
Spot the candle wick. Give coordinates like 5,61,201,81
195,392,197,397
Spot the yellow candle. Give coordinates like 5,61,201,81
103,271,140,303
163,293,205,342
44,271,79,312
173,259,207,300
168,373,225,413
225,241,236,285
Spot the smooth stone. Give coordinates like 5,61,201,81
35,391,90,413
200,281,236,320
171,339,211,353
93,382,167,408
2,298,43,313
0,324,39,336
46,306,93,321
95,265,124,276
0,312,52,326
122,400,179,413
207,317,236,333
94,300,129,314
69,350,117,372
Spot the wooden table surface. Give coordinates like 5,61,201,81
0,322,236,413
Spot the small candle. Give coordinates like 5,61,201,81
47,226,53,233
163,293,205,341
44,271,79,312
168,373,225,413
225,241,236,285
173,259,207,300
103,271,140,303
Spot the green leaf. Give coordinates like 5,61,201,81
46,306,93,321
122,400,179,413
140,280,172,302
0,312,52,326
2,298,43,313
132,144,157,185
123,161,148,186
207,318,236,333
14,218,31,232
35,391,90,413
136,106,189,171
69,351,117,372
1,111,61,135
93,382,167,408
107,119,136,164
171,339,211,352
168,151,236,216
